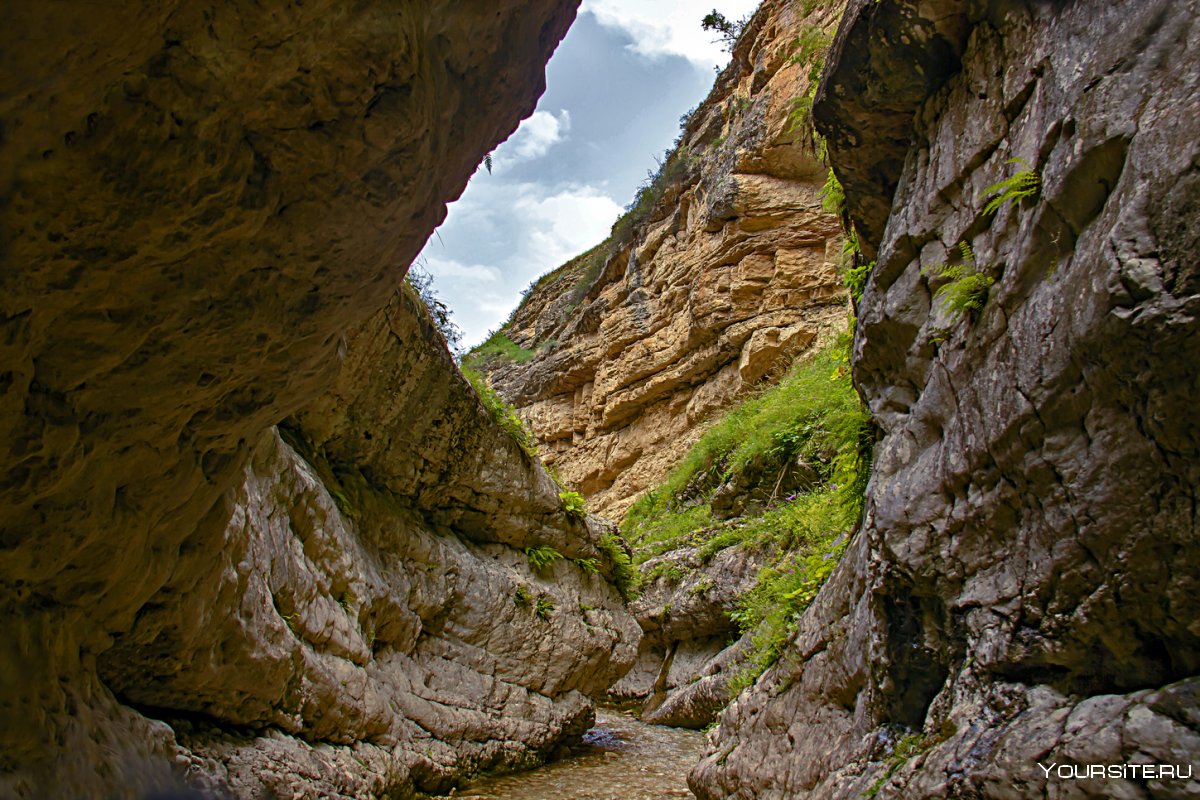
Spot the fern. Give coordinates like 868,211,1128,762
785,94,816,135
845,260,874,303
922,242,994,322
982,157,1039,215
573,557,600,574
526,545,564,575
783,25,832,141
559,490,587,518
819,167,845,215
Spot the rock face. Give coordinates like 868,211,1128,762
610,542,765,729
0,2,646,797
479,0,848,519
691,0,1200,798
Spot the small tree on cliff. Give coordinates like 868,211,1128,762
702,9,748,53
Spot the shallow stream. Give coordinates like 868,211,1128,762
445,709,705,800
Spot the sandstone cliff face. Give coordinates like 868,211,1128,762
0,2,647,797
691,0,1200,797
479,0,849,519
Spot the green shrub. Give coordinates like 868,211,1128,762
611,146,696,251
701,10,749,53
534,595,555,621
922,241,994,322
405,264,462,350
513,584,532,608
461,366,539,458
526,545,564,575
559,490,587,519
982,157,1039,216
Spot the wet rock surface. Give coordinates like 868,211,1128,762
691,0,1200,797
0,2,652,798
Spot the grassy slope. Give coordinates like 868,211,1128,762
621,332,873,690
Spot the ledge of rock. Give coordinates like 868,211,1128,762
0,2,649,797
691,0,1200,797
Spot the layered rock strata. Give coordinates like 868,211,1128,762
480,0,849,519
0,2,648,797
691,0,1200,797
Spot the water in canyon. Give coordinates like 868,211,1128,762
443,709,705,800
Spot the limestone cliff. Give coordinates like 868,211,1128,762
691,0,1200,797
476,0,849,520
0,2,644,798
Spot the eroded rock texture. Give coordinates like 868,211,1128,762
610,543,765,729
480,0,848,519
0,2,646,798
691,0,1200,798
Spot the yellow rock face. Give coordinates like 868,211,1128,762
483,0,850,519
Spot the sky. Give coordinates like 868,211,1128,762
415,0,762,349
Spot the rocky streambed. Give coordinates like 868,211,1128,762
440,709,705,800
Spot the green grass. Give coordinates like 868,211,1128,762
624,339,869,528
626,504,714,564
726,516,848,695
462,331,534,370
462,366,539,458
620,334,874,690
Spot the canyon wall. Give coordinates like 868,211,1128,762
691,0,1200,797
0,2,645,797
478,0,849,519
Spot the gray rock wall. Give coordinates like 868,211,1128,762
690,0,1200,797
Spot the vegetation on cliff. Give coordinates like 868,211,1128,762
622,334,872,687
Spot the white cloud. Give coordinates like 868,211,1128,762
581,0,763,68
513,186,624,268
423,258,500,284
493,109,571,169
417,182,623,348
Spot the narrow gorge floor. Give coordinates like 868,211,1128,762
440,710,704,800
